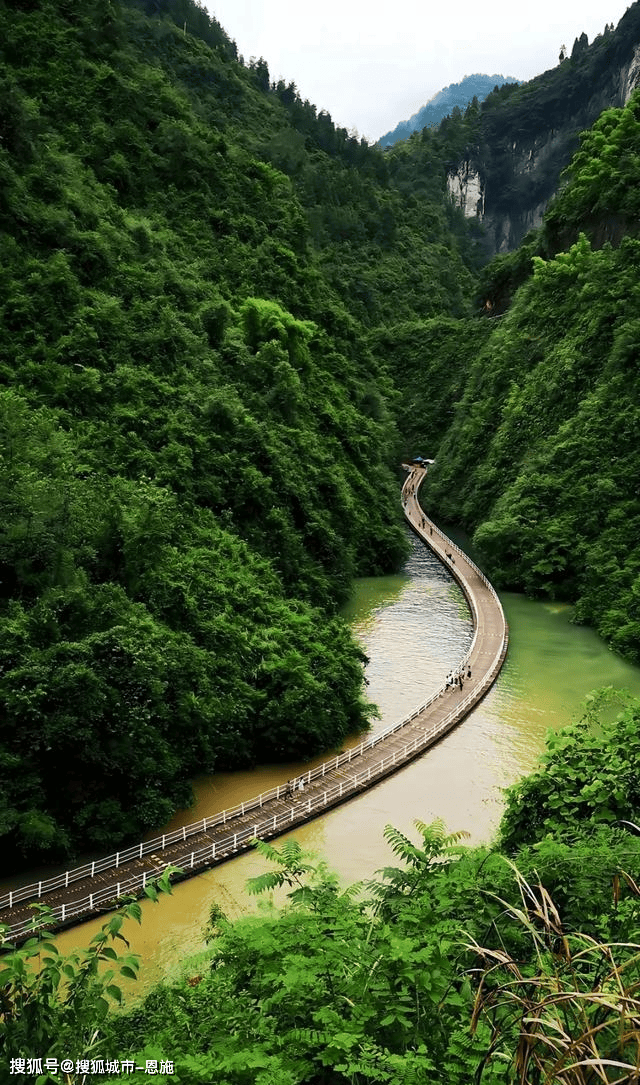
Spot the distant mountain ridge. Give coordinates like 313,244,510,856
378,73,521,148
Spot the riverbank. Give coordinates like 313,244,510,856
35,519,640,995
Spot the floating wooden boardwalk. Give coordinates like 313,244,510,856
0,466,508,942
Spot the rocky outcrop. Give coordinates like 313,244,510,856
448,21,640,255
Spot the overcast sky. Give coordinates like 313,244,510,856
205,0,633,141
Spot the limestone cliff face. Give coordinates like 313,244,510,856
448,35,640,255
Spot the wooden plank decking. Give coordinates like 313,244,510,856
0,466,508,942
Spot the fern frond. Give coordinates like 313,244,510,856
383,824,422,862
252,838,288,865
245,871,288,896
279,839,305,865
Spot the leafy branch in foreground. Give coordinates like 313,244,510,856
0,867,180,1078
245,838,360,913
467,859,640,1084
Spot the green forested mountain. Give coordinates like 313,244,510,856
0,0,474,865
6,0,640,1080
1,0,639,867
390,3,640,255
414,91,640,662
377,73,520,149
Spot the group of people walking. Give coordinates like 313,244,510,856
285,778,306,797
445,665,471,692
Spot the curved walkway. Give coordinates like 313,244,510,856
0,466,508,942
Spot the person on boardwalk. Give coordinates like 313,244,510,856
299,779,305,793
467,666,472,679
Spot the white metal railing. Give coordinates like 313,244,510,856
402,466,507,656
1,641,507,941
0,467,508,928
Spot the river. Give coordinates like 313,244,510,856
37,526,640,993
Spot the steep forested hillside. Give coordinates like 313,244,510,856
0,0,475,865
3,0,639,876
6,3,640,1079
389,3,640,255
417,90,640,663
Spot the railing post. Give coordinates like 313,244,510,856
9,892,12,909
182,826,186,841
324,791,327,804
91,862,95,877
142,871,147,888
290,807,294,821
116,853,120,868
139,843,143,858
233,834,237,850
117,883,120,898
89,894,93,910
38,881,42,898
260,794,263,807
162,836,165,849
65,871,69,888
254,825,257,838
273,815,277,831
61,904,65,922
340,782,343,797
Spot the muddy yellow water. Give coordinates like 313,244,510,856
37,529,640,994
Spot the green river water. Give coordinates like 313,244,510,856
44,526,640,992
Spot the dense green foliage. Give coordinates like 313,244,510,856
499,687,640,852
0,872,176,1076
369,316,492,454
419,90,640,663
96,693,640,1083
0,0,483,866
5,0,640,1078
